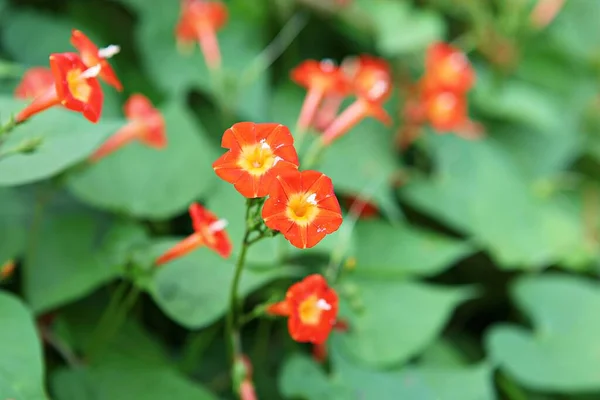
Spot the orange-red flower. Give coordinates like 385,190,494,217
0,260,15,280
16,52,103,123
262,169,342,249
291,59,349,132
155,203,232,266
213,122,300,198
530,0,565,28
424,90,468,132
90,94,166,162
14,67,54,100
70,29,122,91
267,274,338,345
321,55,392,145
176,0,228,69
425,42,475,95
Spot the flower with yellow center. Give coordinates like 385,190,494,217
267,274,338,345
262,169,343,249
213,122,300,198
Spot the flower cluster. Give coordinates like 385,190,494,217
400,42,480,145
291,55,393,145
15,29,121,124
213,122,343,249
175,0,228,69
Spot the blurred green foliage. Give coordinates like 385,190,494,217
1,0,600,399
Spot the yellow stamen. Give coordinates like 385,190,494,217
237,140,278,176
286,192,319,226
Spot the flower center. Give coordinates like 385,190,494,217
237,141,277,176
286,192,319,226
67,69,92,102
199,219,227,246
298,295,331,326
429,92,457,121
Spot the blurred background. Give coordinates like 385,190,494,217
1,0,600,399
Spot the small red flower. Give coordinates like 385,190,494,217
90,94,166,162
14,67,54,100
155,203,232,266
16,52,103,123
425,42,475,95
176,0,228,69
262,169,342,249
267,274,338,345
530,0,565,28
424,90,468,132
291,59,349,131
321,55,392,145
213,122,300,198
70,29,122,91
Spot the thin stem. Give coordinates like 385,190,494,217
496,371,528,400
40,325,83,368
302,138,325,169
226,200,253,365
239,304,268,326
179,323,220,375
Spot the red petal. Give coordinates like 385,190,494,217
267,300,291,316
155,233,205,266
14,67,54,100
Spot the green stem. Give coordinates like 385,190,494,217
497,371,528,400
226,200,253,365
179,323,220,375
302,138,325,169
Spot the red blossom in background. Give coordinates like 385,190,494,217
16,52,103,123
267,274,339,344
155,203,232,266
343,194,379,219
424,42,475,95
262,169,342,249
14,67,54,100
291,59,349,132
0,260,15,280
321,55,393,145
90,94,166,162
213,122,300,198
176,0,228,69
70,29,122,91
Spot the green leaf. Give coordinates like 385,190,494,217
51,319,216,400
117,0,269,120
368,0,446,56
0,188,27,263
143,239,299,329
67,101,219,219
0,291,46,400
351,220,474,277
0,97,121,186
402,134,593,269
25,211,147,314
548,0,600,62
280,351,495,400
339,278,472,367
486,274,600,392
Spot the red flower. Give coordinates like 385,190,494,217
262,169,342,249
213,122,300,198
424,90,468,132
14,67,54,100
90,94,166,162
267,274,338,344
425,42,475,94
16,52,103,123
155,203,232,266
291,59,349,131
176,0,228,69
321,55,392,145
70,29,122,91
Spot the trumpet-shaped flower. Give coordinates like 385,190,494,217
262,169,342,249
213,122,300,198
176,0,228,69
16,52,103,123
424,90,468,132
71,29,122,91
291,59,349,131
90,94,166,162
321,55,392,145
155,203,232,266
14,67,54,100
425,42,475,94
267,274,338,345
